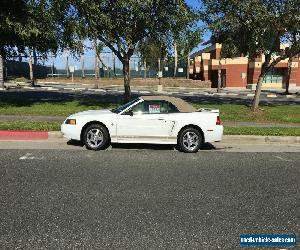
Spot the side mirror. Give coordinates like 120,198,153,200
125,110,133,116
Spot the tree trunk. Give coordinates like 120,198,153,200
158,58,161,72
66,55,70,79
123,58,131,102
0,53,4,89
18,53,22,63
143,60,147,79
174,42,177,78
158,58,162,85
95,55,99,80
94,42,100,88
29,50,34,86
252,57,270,110
286,56,292,94
81,50,85,78
112,52,116,78
187,50,190,79
217,59,222,93
94,57,99,88
33,49,37,65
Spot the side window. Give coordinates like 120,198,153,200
144,101,164,114
167,102,179,113
130,100,179,114
131,102,144,113
131,100,169,114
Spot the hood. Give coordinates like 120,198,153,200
69,109,113,118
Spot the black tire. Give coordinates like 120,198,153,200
83,123,110,150
177,127,203,153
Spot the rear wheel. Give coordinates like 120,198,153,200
83,124,110,150
178,127,203,153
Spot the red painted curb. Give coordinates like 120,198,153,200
0,130,48,140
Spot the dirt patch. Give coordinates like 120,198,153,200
38,77,211,88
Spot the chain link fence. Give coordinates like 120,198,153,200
6,51,189,80
49,53,188,79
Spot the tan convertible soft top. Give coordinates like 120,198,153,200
141,96,196,113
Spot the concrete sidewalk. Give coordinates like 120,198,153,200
1,115,300,128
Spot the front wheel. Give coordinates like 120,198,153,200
178,127,203,153
83,124,110,150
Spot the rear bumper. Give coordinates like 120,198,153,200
204,125,223,142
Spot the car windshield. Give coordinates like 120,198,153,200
111,98,140,114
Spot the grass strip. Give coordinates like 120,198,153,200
0,121,61,131
224,127,300,136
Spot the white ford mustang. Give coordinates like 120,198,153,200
61,96,223,153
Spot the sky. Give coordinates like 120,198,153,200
45,0,211,70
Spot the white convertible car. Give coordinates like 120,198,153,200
61,96,223,153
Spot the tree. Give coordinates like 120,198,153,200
0,0,28,88
73,0,193,101
175,27,202,79
21,0,61,85
138,38,168,76
0,0,65,87
201,0,300,110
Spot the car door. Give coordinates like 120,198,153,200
116,100,174,142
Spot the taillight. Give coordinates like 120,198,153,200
216,116,221,125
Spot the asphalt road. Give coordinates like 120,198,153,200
0,150,299,249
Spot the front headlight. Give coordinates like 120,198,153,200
65,119,76,125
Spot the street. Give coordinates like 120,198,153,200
0,149,299,249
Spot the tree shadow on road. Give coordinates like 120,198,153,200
0,90,299,108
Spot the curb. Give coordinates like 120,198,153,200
0,131,299,144
0,130,49,140
48,131,63,138
222,135,300,144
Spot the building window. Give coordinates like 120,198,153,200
263,68,284,84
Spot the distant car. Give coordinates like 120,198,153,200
61,96,223,153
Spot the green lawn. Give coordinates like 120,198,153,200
193,103,300,124
0,100,119,116
0,99,299,124
224,127,300,136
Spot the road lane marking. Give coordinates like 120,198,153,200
19,153,44,160
274,156,293,162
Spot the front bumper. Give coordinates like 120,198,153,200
61,123,81,141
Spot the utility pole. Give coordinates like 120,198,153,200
217,59,222,93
